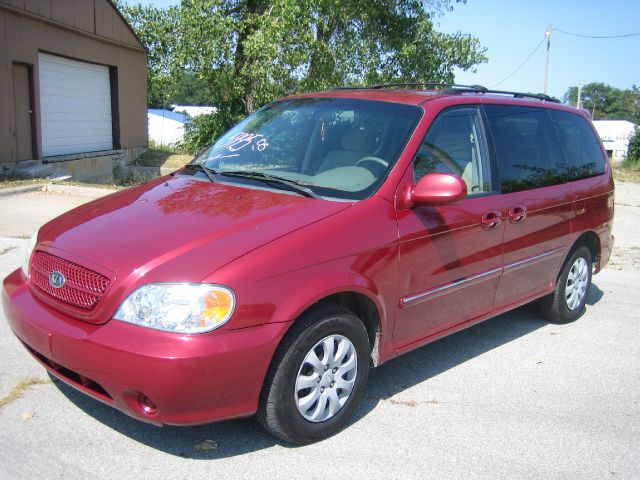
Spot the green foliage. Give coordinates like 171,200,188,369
564,83,640,123
182,107,245,153
118,0,486,145
147,139,192,155
118,2,180,107
627,128,640,164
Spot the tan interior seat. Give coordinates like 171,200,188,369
317,128,375,173
462,161,474,193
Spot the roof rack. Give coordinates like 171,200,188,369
475,88,561,103
330,82,560,103
331,82,487,91
373,82,489,91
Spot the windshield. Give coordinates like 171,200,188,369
190,97,422,200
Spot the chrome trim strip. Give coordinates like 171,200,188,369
401,267,502,307
400,247,566,308
503,247,564,271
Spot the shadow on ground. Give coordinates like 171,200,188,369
53,282,604,459
586,282,604,305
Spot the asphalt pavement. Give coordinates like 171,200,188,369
0,182,638,479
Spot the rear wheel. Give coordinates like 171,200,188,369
257,304,370,444
540,246,592,324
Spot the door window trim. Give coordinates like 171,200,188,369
412,104,500,199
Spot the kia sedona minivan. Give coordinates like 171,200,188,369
3,84,614,444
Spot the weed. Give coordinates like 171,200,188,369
0,377,52,409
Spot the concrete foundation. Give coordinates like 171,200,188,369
8,147,147,183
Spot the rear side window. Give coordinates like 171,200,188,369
549,110,606,180
485,105,565,193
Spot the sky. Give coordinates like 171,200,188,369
126,0,640,101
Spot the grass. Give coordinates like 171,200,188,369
0,377,52,409
131,148,194,169
613,162,640,183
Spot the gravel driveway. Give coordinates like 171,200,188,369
0,181,638,479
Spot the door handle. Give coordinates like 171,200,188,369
508,205,527,224
482,210,502,230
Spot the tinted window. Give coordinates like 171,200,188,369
549,110,606,180
485,105,565,193
414,107,492,195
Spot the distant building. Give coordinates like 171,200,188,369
148,106,216,146
592,120,636,163
147,109,189,146
172,106,217,117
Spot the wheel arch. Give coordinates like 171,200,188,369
312,292,381,363
277,288,384,367
570,231,601,272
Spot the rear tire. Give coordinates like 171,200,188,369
539,246,592,324
257,304,370,444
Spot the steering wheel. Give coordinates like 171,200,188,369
420,144,463,176
355,156,389,170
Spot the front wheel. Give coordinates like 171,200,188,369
257,304,370,444
539,245,592,324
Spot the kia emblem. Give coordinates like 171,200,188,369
49,271,66,289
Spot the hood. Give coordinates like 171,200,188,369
35,175,351,321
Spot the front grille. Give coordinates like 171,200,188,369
30,251,111,311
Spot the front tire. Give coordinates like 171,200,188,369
257,304,370,444
540,245,592,324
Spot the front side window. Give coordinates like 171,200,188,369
549,110,606,180
191,98,422,200
485,105,565,193
414,106,492,195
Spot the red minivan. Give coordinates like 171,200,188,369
3,85,614,444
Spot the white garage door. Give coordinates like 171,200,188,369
39,53,113,157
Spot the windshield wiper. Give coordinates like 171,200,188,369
184,163,217,183
220,171,320,199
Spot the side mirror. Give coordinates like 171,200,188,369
410,172,467,206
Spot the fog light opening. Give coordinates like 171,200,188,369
138,393,158,415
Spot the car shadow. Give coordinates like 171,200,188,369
586,282,604,305
356,306,547,415
52,281,605,458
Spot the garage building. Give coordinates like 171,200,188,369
0,0,147,180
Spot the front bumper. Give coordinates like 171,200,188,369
3,269,289,426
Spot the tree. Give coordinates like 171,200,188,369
627,85,640,125
118,0,487,148
176,0,486,116
563,83,638,121
117,2,180,107
627,127,640,164
171,71,216,105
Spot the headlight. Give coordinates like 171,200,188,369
113,283,235,334
21,233,38,277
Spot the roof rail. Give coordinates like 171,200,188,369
477,88,561,103
372,82,489,91
330,82,561,103
330,83,488,91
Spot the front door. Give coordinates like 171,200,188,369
12,63,35,161
394,106,504,348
